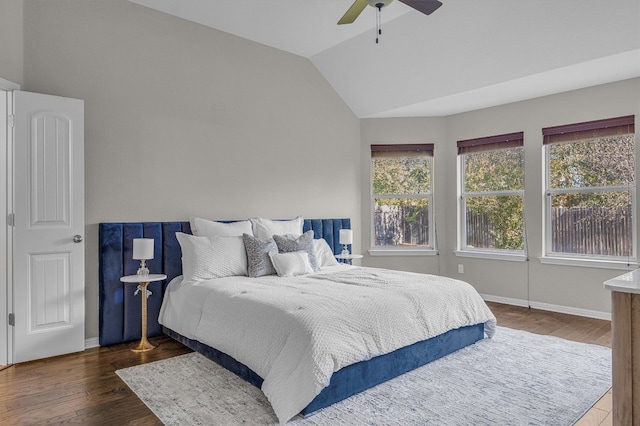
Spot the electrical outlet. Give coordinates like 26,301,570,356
458,264,464,274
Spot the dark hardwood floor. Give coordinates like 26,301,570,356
0,302,611,425
485,301,611,347
0,336,190,425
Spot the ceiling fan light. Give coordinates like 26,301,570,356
366,0,394,9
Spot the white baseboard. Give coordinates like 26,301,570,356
529,301,611,321
85,337,100,349
480,294,530,308
480,293,611,321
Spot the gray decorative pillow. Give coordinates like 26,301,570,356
273,230,319,272
242,233,277,278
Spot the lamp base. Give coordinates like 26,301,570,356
137,259,150,276
131,336,156,353
341,245,350,256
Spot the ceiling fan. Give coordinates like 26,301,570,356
338,0,443,25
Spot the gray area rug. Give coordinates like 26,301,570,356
116,327,611,425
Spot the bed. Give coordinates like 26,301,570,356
99,218,496,423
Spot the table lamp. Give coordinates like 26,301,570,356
339,229,353,256
133,238,154,276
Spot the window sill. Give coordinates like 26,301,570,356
454,250,527,262
368,248,438,257
539,255,638,270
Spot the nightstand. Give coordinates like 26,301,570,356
335,253,363,265
120,273,167,352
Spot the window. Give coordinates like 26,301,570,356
543,115,635,261
458,132,525,254
371,144,433,251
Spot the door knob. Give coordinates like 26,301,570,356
73,235,83,243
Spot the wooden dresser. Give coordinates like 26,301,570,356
605,270,640,426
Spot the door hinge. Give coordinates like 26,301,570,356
7,114,14,128
7,213,14,227
8,313,15,326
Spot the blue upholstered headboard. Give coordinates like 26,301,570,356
98,218,351,346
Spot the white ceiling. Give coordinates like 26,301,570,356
130,0,640,118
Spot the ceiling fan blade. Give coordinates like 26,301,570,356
399,0,443,15
338,0,368,25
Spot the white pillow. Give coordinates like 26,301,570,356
191,217,253,237
268,251,314,277
176,232,247,285
313,238,340,267
250,216,303,240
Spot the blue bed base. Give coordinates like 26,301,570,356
98,218,484,417
165,323,484,417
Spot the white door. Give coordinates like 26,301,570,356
12,91,84,363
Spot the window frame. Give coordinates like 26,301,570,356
457,132,526,259
369,144,435,255
542,115,637,267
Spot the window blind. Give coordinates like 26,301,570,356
542,115,635,145
371,144,434,158
457,132,524,155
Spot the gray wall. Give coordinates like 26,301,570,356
21,0,361,340
0,0,23,85
362,78,640,316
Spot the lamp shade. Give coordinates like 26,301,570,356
339,229,353,245
133,238,154,260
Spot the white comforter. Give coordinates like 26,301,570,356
159,265,496,423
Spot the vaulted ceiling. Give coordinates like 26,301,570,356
130,0,640,118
